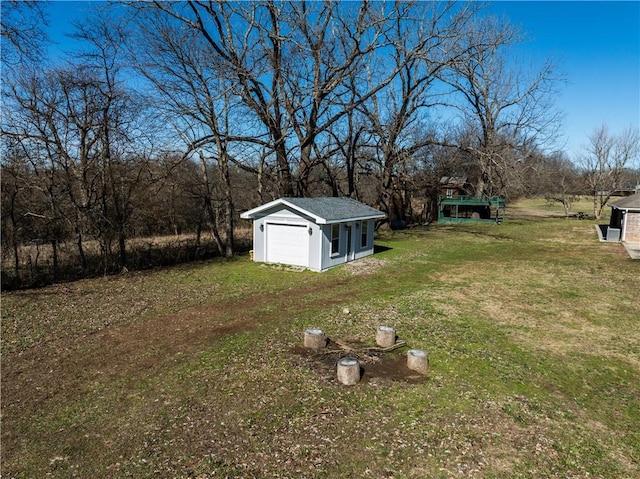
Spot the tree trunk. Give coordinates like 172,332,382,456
50,239,58,281
77,231,88,273
296,142,315,197
218,151,234,257
304,328,326,349
118,229,127,270
257,155,265,202
275,141,294,197
12,237,20,284
475,172,487,198
204,196,225,255
407,349,428,374
376,326,396,348
593,194,602,220
337,357,360,385
195,220,202,248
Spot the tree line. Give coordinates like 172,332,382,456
2,1,638,289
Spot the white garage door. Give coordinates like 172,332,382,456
266,223,309,267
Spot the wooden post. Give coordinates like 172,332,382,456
336,357,360,385
407,349,428,374
375,326,396,348
303,328,326,349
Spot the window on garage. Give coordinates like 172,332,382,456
331,224,340,255
361,220,368,247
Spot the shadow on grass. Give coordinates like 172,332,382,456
374,244,393,254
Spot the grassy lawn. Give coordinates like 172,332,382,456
2,201,639,478
508,196,599,218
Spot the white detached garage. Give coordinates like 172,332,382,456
241,197,386,271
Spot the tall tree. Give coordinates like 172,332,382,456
0,139,68,284
579,125,640,219
440,15,562,198
132,1,413,198
358,1,477,222
3,66,96,271
3,15,156,275
71,13,147,269
130,10,246,256
542,152,582,217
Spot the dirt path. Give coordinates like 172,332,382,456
2,279,353,432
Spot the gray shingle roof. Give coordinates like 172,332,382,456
240,197,386,223
282,197,385,222
611,193,640,210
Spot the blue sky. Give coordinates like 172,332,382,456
42,1,640,161
487,1,640,160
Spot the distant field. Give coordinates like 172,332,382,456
508,195,603,219
2,200,639,478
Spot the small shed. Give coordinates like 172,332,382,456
609,193,640,242
240,197,386,271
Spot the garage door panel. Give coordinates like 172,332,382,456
266,223,309,267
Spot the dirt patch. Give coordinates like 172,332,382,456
344,257,388,275
1,279,355,421
290,337,427,386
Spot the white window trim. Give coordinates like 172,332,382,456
330,224,341,257
361,220,369,248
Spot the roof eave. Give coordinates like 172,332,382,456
324,213,387,225
240,198,325,223
614,207,640,212
240,198,280,219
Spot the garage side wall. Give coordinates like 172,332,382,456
320,224,339,271
356,220,376,259
307,223,323,271
320,220,377,271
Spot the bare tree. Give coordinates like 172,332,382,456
70,13,153,270
135,1,291,196
3,66,93,271
129,7,260,256
357,1,477,223
3,18,156,276
265,1,397,197
131,1,416,199
440,15,563,198
0,0,49,66
579,125,640,220
0,140,62,283
542,152,582,217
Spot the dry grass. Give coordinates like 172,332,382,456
1,229,254,290
2,200,639,478
508,196,597,218
429,257,640,368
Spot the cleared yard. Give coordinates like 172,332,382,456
2,202,639,478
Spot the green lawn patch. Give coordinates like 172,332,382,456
2,206,639,478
